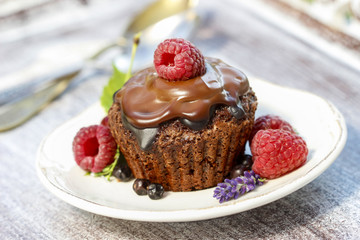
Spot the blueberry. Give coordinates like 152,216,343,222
133,179,150,196
230,165,246,179
112,164,133,182
147,183,164,200
230,154,254,179
235,154,253,169
112,153,133,181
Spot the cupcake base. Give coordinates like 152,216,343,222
108,89,257,192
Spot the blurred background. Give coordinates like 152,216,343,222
0,0,150,90
1,0,359,89
0,0,359,91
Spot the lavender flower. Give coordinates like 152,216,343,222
213,170,265,203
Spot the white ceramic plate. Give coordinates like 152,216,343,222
36,78,347,222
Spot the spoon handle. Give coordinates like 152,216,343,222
0,65,84,131
0,40,121,132
0,64,83,106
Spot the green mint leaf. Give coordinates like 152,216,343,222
100,64,127,113
91,149,120,180
100,32,142,113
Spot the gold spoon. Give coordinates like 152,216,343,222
0,0,198,131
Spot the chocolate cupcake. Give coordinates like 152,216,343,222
108,39,257,191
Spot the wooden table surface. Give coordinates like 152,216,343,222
1,0,359,239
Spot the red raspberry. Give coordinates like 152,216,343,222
72,125,117,173
153,38,206,81
100,116,109,127
251,129,308,179
249,115,295,143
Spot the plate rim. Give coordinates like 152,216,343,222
36,78,347,222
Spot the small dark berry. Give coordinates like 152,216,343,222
133,179,150,196
230,165,246,179
147,183,164,200
236,154,253,169
230,154,254,179
112,164,133,182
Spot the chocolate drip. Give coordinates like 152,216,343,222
121,112,158,151
114,57,250,150
179,104,216,130
179,118,209,131
123,104,245,151
227,104,245,120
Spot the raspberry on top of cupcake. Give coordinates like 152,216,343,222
154,38,206,81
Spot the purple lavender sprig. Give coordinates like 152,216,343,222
213,170,265,203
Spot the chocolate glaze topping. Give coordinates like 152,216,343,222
113,57,250,150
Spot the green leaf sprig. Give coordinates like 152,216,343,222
91,150,120,180
100,32,142,112
87,150,129,181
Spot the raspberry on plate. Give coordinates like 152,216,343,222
249,114,295,143
251,129,308,179
100,116,109,127
72,125,117,173
153,38,206,81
